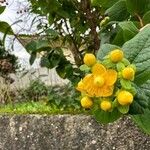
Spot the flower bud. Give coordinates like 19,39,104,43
83,53,96,66
117,90,133,105
100,100,112,111
110,49,124,63
81,96,93,108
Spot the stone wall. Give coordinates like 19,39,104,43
0,115,150,150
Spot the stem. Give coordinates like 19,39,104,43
81,0,100,53
135,13,144,28
64,19,83,66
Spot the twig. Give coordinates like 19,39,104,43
135,13,144,28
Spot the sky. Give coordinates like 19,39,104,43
0,0,39,69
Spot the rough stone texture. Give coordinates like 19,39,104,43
0,115,150,150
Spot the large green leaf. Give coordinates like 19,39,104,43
143,11,150,25
119,21,139,40
130,70,150,135
97,44,120,60
126,0,150,15
0,21,13,35
93,108,122,124
140,80,150,98
112,29,124,46
132,109,150,134
135,70,150,86
122,25,150,85
105,0,129,21
113,21,139,46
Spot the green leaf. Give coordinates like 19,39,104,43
25,41,37,53
0,21,13,35
140,80,150,98
97,44,120,60
45,29,59,39
91,0,119,9
36,40,50,50
29,52,36,65
116,62,125,71
25,40,50,53
132,109,150,134
126,0,150,15
120,79,132,90
93,108,122,124
129,101,145,115
129,85,149,115
122,58,130,66
119,21,139,40
137,86,149,107
143,11,150,25
122,25,150,85
118,105,129,114
40,56,51,68
105,0,129,21
113,21,139,46
79,64,90,72
135,70,150,86
0,6,5,14
112,29,124,46
102,59,115,69
48,14,54,26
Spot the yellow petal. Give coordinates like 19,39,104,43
82,74,93,83
96,85,114,97
76,80,85,92
92,63,106,75
105,69,117,86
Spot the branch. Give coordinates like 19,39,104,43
135,13,144,28
81,0,100,53
64,19,83,66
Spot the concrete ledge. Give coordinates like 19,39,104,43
0,114,150,150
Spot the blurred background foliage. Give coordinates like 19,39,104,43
22,0,150,84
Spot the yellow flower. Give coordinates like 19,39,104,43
76,80,85,91
83,53,96,66
122,67,135,80
100,100,112,111
110,49,124,63
80,63,117,97
117,90,133,105
81,96,93,108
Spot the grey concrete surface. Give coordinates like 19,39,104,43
0,115,150,150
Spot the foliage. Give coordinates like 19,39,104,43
96,25,150,132
0,41,18,76
0,6,18,81
23,0,150,84
21,78,48,101
47,83,81,110
0,101,85,115
18,78,81,110
21,0,150,133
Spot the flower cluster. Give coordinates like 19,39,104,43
77,49,136,114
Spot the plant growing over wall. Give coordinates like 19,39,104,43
77,25,150,134
18,0,150,134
